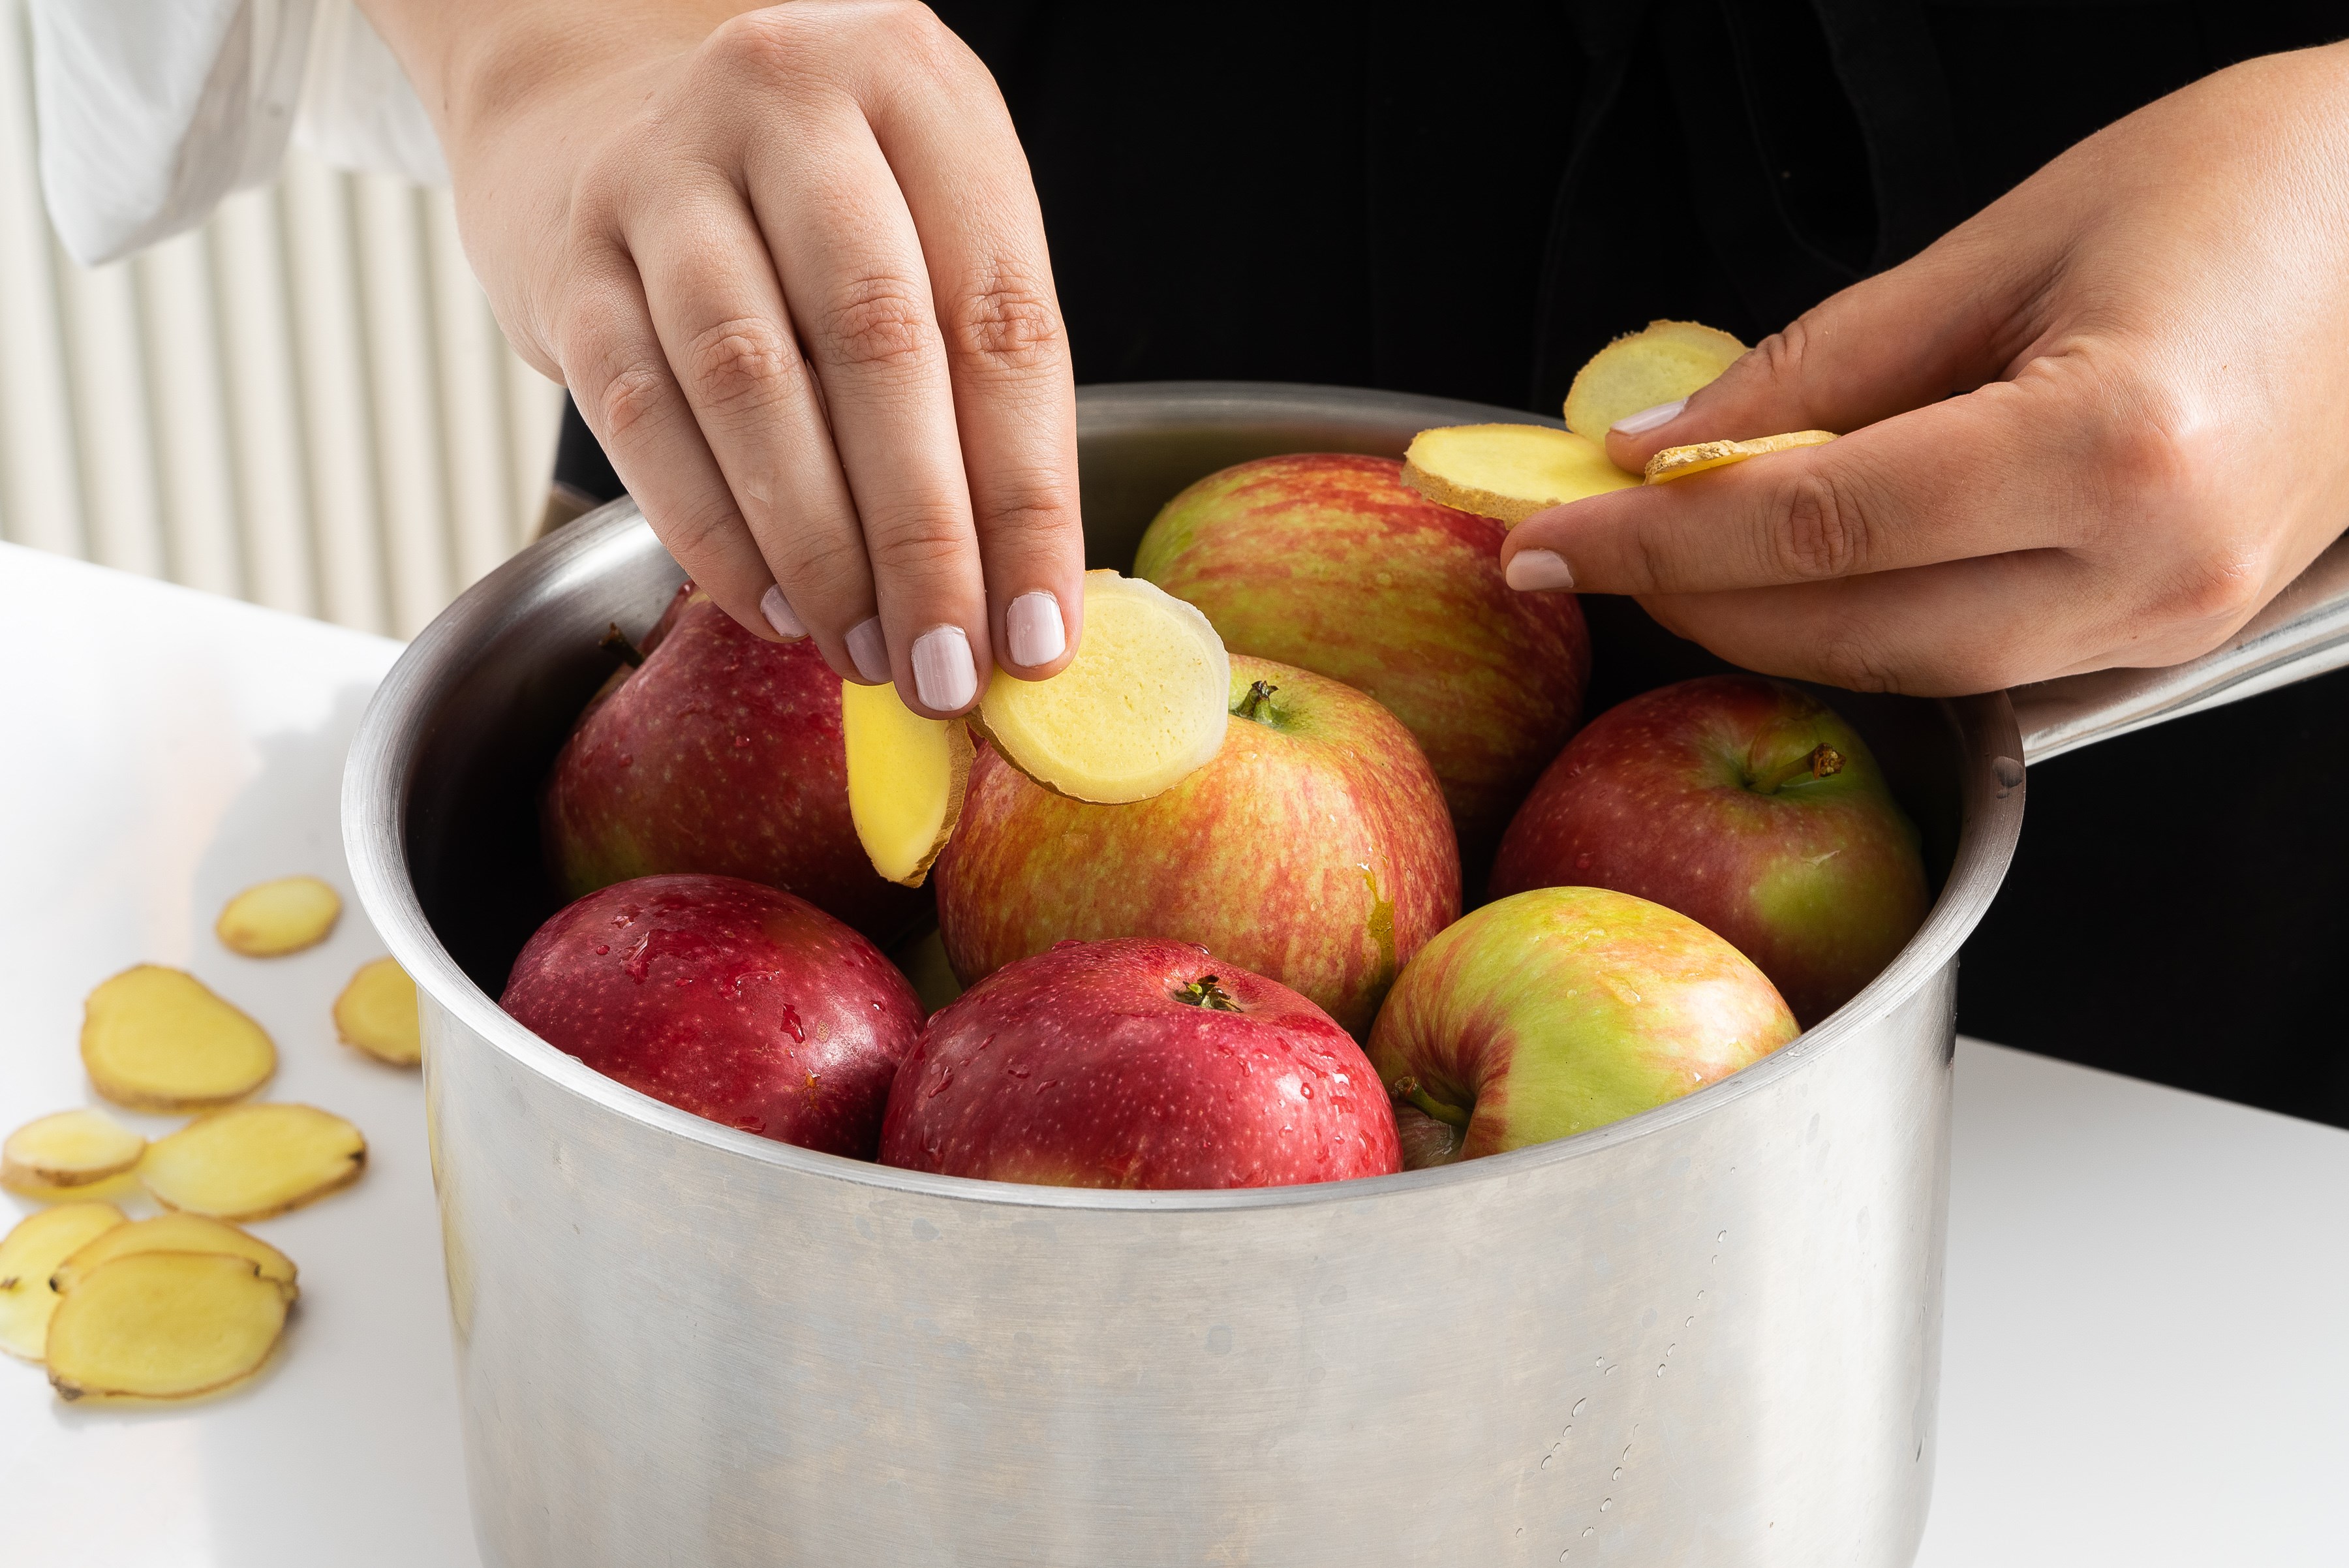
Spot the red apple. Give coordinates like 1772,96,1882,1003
879,938,1401,1189
1132,453,1589,859
1490,674,1929,1026
541,583,925,945
500,873,923,1158
1366,886,1799,1167
935,654,1460,1037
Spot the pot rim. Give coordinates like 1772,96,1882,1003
341,382,2027,1216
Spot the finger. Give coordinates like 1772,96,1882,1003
559,258,784,642
856,28,1084,679
622,182,882,683
739,97,989,718
1604,220,2052,472
1507,367,2109,598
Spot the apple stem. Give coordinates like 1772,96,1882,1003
1174,974,1244,1013
600,623,646,668
1753,743,1845,794
1234,680,1279,722
1390,1075,1472,1130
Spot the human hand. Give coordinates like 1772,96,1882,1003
361,0,1081,716
1502,44,2349,695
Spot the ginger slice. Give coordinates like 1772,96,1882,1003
334,956,423,1067
46,1251,293,1402
215,874,343,957
0,1203,125,1362
973,571,1230,804
141,1103,366,1222
1401,423,1638,525
51,1213,296,1296
1563,319,1747,439
3,1108,146,1191
1646,429,1838,483
82,965,277,1111
842,681,975,887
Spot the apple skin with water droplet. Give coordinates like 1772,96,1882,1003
1490,674,1929,1027
878,938,1400,1190
1366,886,1798,1167
934,654,1461,1038
501,874,924,1158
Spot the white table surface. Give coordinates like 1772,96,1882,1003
2,542,2344,1566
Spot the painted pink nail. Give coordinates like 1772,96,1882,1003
1006,591,1067,669
760,584,806,639
1505,549,1575,592
910,625,977,711
1610,399,1687,436
846,617,891,684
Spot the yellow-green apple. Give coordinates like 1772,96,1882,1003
1489,675,1929,1026
1366,886,1798,1167
1132,453,1589,859
541,583,925,945
934,654,1460,1038
501,873,923,1158
878,938,1400,1189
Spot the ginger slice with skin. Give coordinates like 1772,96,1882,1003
1646,429,1838,482
1563,319,1747,440
334,956,423,1067
81,965,277,1111
1402,423,1638,525
0,1203,125,1362
842,682,975,887
51,1213,296,1296
141,1103,366,1222
215,874,343,957
3,1107,145,1191
973,571,1230,804
46,1251,294,1402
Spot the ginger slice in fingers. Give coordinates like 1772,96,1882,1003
141,1103,366,1222
215,874,343,957
0,1203,125,1362
974,571,1230,804
1645,429,1838,482
3,1108,145,1192
81,964,277,1111
46,1251,294,1402
1563,319,1747,439
334,957,423,1067
842,682,975,887
1402,423,1638,525
51,1213,296,1295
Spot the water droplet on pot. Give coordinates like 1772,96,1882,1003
1600,1498,1612,1512
1571,1398,1588,1416
1540,1453,1554,1470
1612,1467,1623,1480
1583,1526,1596,1537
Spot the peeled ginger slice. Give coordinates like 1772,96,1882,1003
1563,320,1747,439
975,571,1229,804
842,683,975,887
3,1108,146,1191
1402,424,1638,526
335,956,423,1066
82,964,277,1111
51,1213,296,1296
0,1203,125,1362
215,874,342,957
142,1103,366,1222
46,1251,293,1401
1646,429,1837,482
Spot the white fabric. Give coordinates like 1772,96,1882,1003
31,0,443,268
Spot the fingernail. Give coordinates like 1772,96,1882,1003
911,624,978,711
1611,399,1687,436
1005,591,1067,669
846,617,891,684
1505,549,1575,592
760,584,806,639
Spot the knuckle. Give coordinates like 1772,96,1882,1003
681,316,801,420
705,8,820,88
944,276,1063,376
975,487,1073,552
1771,471,1871,580
867,504,971,577
812,274,938,376
589,357,673,448
2147,546,2265,630
1811,624,1904,695
649,494,747,567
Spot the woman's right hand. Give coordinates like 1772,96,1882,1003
360,0,1084,717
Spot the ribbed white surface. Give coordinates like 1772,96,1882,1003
0,0,564,634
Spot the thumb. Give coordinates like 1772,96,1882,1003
1604,230,2050,472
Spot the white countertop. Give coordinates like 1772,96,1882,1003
2,542,2343,1566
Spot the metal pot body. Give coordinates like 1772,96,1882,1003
351,385,2028,1568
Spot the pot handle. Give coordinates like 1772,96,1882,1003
2012,532,2349,763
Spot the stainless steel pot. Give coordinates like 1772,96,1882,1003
345,384,2349,1568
